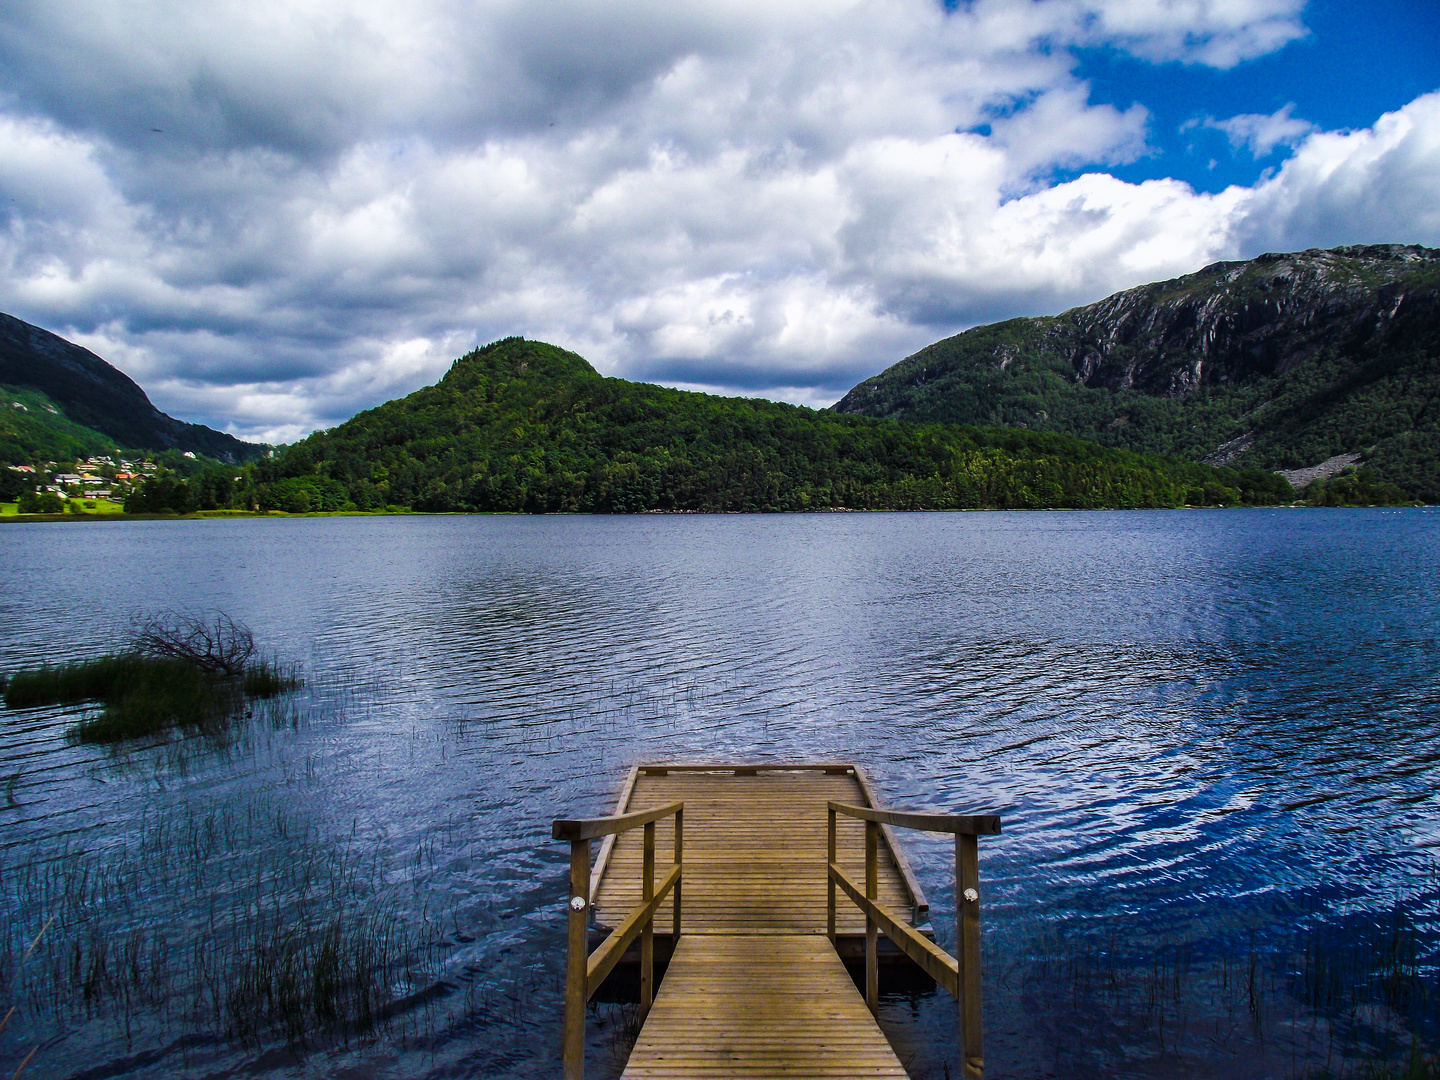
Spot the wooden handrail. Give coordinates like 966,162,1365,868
827,800,1001,836
552,799,685,841
554,800,684,1080
587,864,682,994
828,800,1000,1080
830,862,958,995
853,765,931,922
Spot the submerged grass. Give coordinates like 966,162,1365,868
1004,891,1440,1079
3,652,302,743
1,801,426,1060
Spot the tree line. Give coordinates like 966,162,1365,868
62,336,1427,516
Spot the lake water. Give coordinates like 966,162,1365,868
3,509,1440,1079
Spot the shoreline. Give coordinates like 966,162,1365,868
0,503,1431,523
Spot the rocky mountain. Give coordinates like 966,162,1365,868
0,311,262,464
833,245,1440,501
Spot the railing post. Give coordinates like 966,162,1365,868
827,806,837,942
957,832,983,1080
641,820,655,1019
865,818,878,1013
564,838,591,1080
672,807,684,939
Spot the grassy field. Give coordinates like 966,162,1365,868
0,499,127,518
1,505,415,522
70,498,125,515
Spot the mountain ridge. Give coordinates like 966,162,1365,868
832,244,1440,500
0,311,262,463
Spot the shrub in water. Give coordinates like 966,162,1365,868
2,615,303,743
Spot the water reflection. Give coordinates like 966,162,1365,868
1,509,1438,1079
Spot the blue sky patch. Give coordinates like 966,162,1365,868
1065,0,1440,192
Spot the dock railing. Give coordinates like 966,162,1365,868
552,800,684,1080
828,801,1001,1080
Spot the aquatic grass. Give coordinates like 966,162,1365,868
243,660,303,699
0,801,429,1060
1004,894,1440,1078
3,653,161,710
224,911,405,1046
3,642,305,744
1307,1043,1440,1079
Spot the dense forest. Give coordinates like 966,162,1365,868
7,246,1433,515
166,337,1295,514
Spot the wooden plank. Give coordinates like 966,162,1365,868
590,764,641,902
640,763,856,774
620,934,908,1080
593,768,916,938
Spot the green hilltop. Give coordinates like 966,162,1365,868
250,336,1292,512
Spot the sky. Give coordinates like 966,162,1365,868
1,0,1438,444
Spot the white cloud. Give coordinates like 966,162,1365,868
1075,0,1308,67
1238,91,1440,253
1203,102,1316,157
0,0,1432,444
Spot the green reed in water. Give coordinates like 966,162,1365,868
0,801,427,1058
2,613,302,742
4,653,300,742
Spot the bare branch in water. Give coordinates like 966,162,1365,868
134,612,256,676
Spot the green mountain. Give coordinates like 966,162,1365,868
0,311,263,464
257,336,1292,512
832,244,1440,502
1,383,121,465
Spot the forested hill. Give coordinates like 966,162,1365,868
258,337,1292,512
0,311,262,463
833,244,1440,502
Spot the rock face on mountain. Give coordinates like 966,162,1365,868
833,245,1440,500
0,312,260,462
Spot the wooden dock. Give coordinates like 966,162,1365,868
552,763,1000,1080
591,764,926,948
622,934,908,1079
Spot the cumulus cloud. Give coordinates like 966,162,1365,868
1199,102,1317,157
1073,0,1307,67
0,0,1433,441
1237,91,1440,253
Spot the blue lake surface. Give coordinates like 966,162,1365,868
2,509,1439,1079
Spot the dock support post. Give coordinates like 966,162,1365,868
957,832,983,1080
826,806,837,942
672,807,684,939
564,838,591,1080
865,819,878,1013
641,820,655,1019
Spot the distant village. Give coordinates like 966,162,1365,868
5,453,193,503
